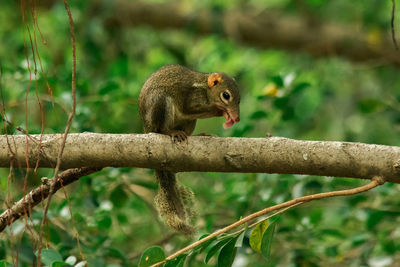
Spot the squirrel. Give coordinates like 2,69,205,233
138,64,240,235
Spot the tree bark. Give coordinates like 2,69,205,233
104,1,400,66
1,133,400,183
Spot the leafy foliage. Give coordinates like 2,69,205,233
139,219,277,266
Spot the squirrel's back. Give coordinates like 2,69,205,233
141,65,206,93
138,65,206,117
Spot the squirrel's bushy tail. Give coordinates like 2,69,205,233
154,170,196,235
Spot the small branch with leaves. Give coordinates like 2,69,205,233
139,176,385,267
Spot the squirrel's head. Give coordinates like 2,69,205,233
207,73,240,129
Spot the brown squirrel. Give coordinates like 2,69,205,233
138,64,240,234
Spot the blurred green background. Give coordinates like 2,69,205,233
1,0,400,266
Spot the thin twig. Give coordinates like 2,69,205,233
150,176,385,267
226,202,303,238
38,0,77,264
392,0,399,50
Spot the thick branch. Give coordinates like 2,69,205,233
0,167,101,232
1,133,400,183
105,1,400,65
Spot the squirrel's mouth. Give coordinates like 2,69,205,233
216,105,240,129
222,111,240,129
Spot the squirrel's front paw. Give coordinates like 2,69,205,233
170,131,188,143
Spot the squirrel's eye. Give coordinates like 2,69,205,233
222,92,230,100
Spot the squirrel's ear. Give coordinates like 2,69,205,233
208,73,223,89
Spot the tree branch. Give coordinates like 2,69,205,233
1,133,400,183
0,167,102,232
104,1,400,65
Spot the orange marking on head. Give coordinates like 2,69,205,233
208,73,223,88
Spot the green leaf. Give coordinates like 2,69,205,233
49,227,62,244
235,231,246,248
270,75,284,87
358,98,383,114
260,219,277,260
217,237,238,267
106,247,126,261
197,234,216,253
321,228,345,238
350,233,371,247
99,80,119,95
250,110,268,120
65,256,76,266
325,245,338,257
205,237,232,264
309,208,323,225
291,82,310,95
52,261,71,267
138,246,166,267
0,260,12,267
164,254,187,267
382,239,396,254
74,261,87,267
235,223,248,248
366,210,386,230
249,220,269,252
304,180,323,191
35,249,63,266
97,214,112,230
110,184,129,208
273,97,289,109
